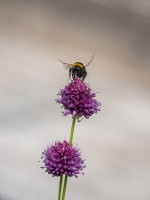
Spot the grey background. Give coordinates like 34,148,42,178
1,1,150,200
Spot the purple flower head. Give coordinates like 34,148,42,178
41,140,85,177
56,78,101,119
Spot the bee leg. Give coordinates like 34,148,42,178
69,68,72,80
82,71,87,81
72,73,76,80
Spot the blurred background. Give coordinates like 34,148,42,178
1,1,150,200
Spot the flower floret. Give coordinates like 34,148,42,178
56,78,101,119
41,140,85,177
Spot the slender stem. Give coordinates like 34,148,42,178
69,117,76,145
61,117,76,200
58,176,63,200
61,175,68,200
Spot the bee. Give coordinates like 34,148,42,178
58,54,94,81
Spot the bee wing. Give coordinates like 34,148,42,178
85,53,95,67
58,59,72,70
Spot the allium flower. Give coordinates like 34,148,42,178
56,78,101,119
41,140,85,177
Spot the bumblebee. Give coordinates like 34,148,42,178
59,54,94,81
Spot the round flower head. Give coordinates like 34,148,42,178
56,78,101,119
41,140,85,177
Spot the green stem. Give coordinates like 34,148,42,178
61,117,76,200
58,176,63,200
69,117,76,145
61,175,68,200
